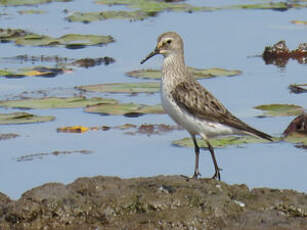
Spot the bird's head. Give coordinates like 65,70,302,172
140,32,184,64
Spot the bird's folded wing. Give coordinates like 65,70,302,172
171,81,238,125
171,81,272,141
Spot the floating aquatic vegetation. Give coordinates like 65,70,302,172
230,2,302,11
0,97,117,109
96,0,306,12
126,68,241,80
7,87,81,100
173,135,273,149
284,133,307,148
191,67,242,78
289,83,307,94
0,55,73,64
113,123,136,130
16,150,92,162
62,1,307,26
126,69,161,80
71,57,115,67
18,10,46,14
0,66,70,78
0,0,71,6
0,28,114,48
96,0,207,11
77,82,160,94
0,112,54,125
0,55,115,66
64,0,307,23
0,56,115,78
66,0,306,23
0,133,19,141
0,28,28,41
254,104,304,117
66,11,151,23
91,0,215,21
18,33,114,49
85,103,164,116
262,41,307,67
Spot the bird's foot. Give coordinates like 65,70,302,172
192,170,201,179
180,171,201,181
211,168,222,181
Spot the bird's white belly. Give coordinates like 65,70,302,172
161,87,236,137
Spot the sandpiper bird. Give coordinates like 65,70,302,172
141,32,272,180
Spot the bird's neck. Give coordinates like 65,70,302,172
162,52,188,82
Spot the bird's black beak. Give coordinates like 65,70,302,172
140,48,159,64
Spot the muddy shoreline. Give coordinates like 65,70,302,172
0,175,306,230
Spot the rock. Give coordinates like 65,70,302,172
0,176,306,229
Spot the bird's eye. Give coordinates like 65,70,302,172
166,39,172,44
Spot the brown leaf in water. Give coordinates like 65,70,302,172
0,133,19,141
283,113,307,136
262,41,307,67
291,20,307,25
71,57,115,68
57,126,89,133
16,150,92,162
289,83,307,94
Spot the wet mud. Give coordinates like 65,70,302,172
0,176,306,230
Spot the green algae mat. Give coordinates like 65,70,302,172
0,97,117,109
65,0,307,23
0,28,114,48
284,133,307,146
174,134,307,149
254,104,304,117
66,11,151,22
173,135,275,149
0,0,71,6
0,66,68,78
0,97,164,116
18,10,46,14
0,112,55,125
85,103,164,116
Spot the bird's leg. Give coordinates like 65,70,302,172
192,136,201,179
205,140,221,181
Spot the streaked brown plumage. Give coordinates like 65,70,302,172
172,81,272,141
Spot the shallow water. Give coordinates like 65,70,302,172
0,0,307,199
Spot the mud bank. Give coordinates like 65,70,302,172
0,176,306,230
